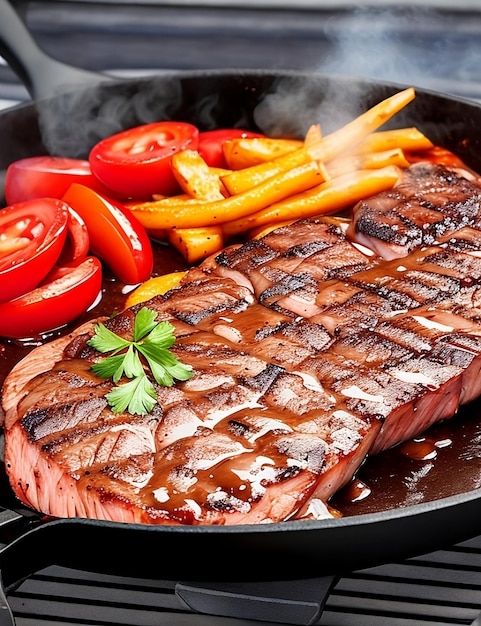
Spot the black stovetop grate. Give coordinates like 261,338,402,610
5,533,481,625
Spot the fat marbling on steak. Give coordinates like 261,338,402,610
3,162,481,525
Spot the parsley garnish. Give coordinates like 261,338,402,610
87,307,193,415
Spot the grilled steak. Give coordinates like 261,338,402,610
4,161,481,526
347,162,481,260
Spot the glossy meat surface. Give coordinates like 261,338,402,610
4,162,481,525
347,162,481,260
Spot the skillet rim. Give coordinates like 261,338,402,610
2,69,481,581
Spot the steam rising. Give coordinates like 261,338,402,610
36,76,185,157
322,4,481,104
253,76,369,139
32,5,477,158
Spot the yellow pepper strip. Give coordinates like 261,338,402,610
148,170,230,202
125,271,187,308
354,127,434,154
209,167,232,177
222,145,316,195
222,87,415,196
171,150,226,201
222,125,319,172
222,165,401,238
148,195,208,206
128,160,324,230
167,225,224,264
306,88,416,162
222,137,303,170
327,148,410,177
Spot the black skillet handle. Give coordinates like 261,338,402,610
0,0,109,100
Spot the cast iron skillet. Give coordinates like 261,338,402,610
1,0,481,610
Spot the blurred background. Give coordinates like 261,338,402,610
2,0,481,110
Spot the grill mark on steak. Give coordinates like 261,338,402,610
216,219,375,314
41,412,160,475
347,163,481,260
6,162,481,525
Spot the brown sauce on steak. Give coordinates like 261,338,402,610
1,231,481,519
331,402,481,515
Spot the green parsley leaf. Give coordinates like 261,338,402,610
87,307,194,415
106,375,158,415
91,353,127,382
87,323,131,353
133,307,159,341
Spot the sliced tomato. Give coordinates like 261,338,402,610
4,156,110,205
0,198,69,303
197,129,263,168
0,256,102,339
62,183,153,284
58,207,90,265
89,121,200,199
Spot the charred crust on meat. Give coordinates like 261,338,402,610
351,163,481,258
275,435,328,474
284,239,332,258
20,408,61,443
259,272,317,303
277,465,304,482
206,493,251,513
355,209,409,244
174,298,250,325
254,320,290,341
239,363,284,393
227,419,250,437
216,238,277,269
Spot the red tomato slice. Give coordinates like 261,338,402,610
4,156,110,205
0,198,69,303
62,183,153,285
89,121,200,199
198,129,263,168
0,256,102,339
58,207,90,265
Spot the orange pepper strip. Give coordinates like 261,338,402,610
222,147,317,195
327,148,410,177
306,88,417,162
354,127,434,153
222,87,415,195
125,271,188,308
149,196,207,205
223,137,303,170
128,160,324,230
222,165,401,238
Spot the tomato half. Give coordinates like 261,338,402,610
4,156,110,205
62,183,153,285
0,256,102,339
0,198,69,303
197,129,263,168
89,121,200,199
